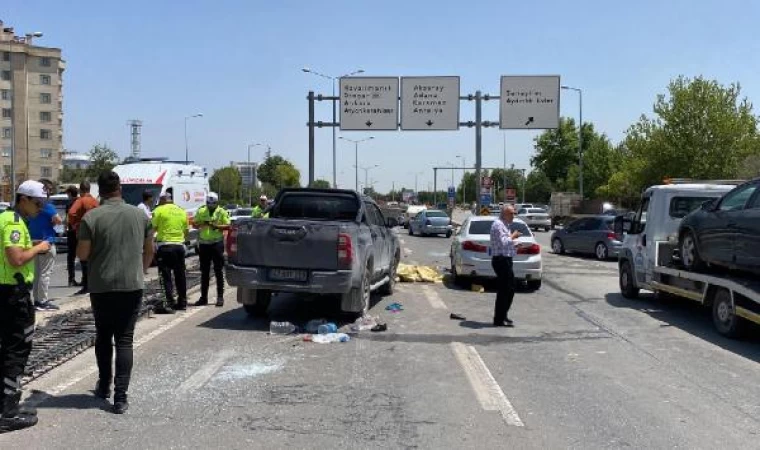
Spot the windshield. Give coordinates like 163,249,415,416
276,193,359,221
510,221,532,236
669,196,716,218
121,184,162,207
468,220,494,235
235,208,253,216
426,210,447,218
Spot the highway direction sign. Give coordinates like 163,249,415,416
499,76,560,129
447,186,456,199
340,77,399,131
400,76,460,130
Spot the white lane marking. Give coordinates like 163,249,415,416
403,248,413,255
177,349,235,395
26,305,205,403
400,239,406,245
450,342,524,427
421,285,448,310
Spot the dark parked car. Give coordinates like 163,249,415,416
550,215,622,260
678,179,760,275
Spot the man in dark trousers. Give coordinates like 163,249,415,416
77,171,153,414
68,181,99,296
489,204,521,327
193,193,230,307
0,181,53,433
151,193,189,313
64,185,79,287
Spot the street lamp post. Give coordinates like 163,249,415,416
247,143,265,205
356,164,379,193
302,67,364,188
562,85,583,198
456,155,466,204
339,136,374,191
184,113,203,164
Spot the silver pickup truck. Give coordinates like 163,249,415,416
225,189,400,318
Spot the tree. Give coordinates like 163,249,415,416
309,179,331,188
524,170,553,204
491,167,525,202
603,76,760,197
210,166,242,202
457,171,481,204
738,154,760,179
86,144,120,180
258,155,301,189
59,167,87,184
530,117,580,188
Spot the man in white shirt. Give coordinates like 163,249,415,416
137,190,153,219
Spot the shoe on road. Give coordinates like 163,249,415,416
193,298,209,307
68,280,81,287
175,301,187,311
94,380,111,400
34,300,59,311
215,297,224,307
74,288,89,296
112,401,129,415
154,305,175,315
493,321,514,328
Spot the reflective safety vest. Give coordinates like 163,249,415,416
251,205,269,219
151,203,188,244
0,210,34,284
195,205,230,243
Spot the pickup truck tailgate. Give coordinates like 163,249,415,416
235,219,340,270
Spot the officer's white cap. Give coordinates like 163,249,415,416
17,180,47,199
207,192,219,202
259,195,268,201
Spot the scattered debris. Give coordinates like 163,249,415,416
305,319,328,334
385,303,404,313
269,321,297,335
309,333,351,344
397,264,444,283
317,323,338,334
471,284,485,293
449,313,466,321
370,323,387,332
351,315,378,332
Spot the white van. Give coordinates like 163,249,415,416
113,159,210,210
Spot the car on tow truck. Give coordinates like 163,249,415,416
450,216,542,290
614,181,760,337
226,188,400,318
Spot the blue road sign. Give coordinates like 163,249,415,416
447,186,456,199
480,193,492,205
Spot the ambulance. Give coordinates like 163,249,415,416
113,158,210,253
113,158,209,210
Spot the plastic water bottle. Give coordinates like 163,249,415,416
270,321,296,335
317,323,338,334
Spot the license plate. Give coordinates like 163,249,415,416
269,268,308,282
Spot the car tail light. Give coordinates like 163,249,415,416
607,231,617,240
425,220,432,226
517,243,541,255
462,241,488,253
226,224,238,257
338,233,353,269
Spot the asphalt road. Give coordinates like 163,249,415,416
4,220,760,448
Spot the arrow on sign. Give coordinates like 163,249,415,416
524,117,534,126
365,120,373,127
426,120,434,127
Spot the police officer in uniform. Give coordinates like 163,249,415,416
151,193,189,313
0,181,53,433
251,195,269,219
193,193,230,307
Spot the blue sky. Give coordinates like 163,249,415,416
4,0,760,192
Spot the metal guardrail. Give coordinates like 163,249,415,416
24,263,202,383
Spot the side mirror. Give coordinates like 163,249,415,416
701,199,716,211
614,215,631,238
386,217,399,228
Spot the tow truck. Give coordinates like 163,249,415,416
615,180,760,337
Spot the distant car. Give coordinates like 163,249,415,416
678,178,760,275
409,209,453,237
515,203,534,210
224,204,239,211
230,208,253,223
450,216,542,289
550,215,621,260
517,207,552,232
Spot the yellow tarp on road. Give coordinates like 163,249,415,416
397,264,444,283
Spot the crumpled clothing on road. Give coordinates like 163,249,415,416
396,264,444,283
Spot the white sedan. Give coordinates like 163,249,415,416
517,207,552,232
450,216,542,290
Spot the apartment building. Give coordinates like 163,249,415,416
0,21,64,197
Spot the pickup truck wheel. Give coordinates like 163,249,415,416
619,261,640,299
446,231,452,238
527,279,542,290
379,253,399,296
712,288,744,338
242,289,271,318
341,264,371,317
